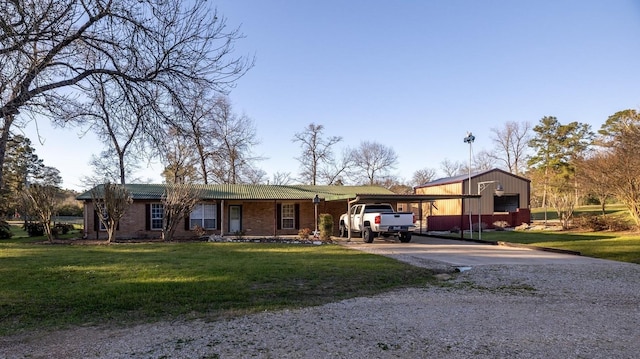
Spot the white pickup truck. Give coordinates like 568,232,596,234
339,203,416,243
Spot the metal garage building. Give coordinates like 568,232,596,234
414,168,531,232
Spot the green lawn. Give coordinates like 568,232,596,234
461,230,640,264
530,203,628,220
450,204,639,264
0,240,436,336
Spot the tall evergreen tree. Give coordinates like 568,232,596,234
528,116,593,228
0,135,55,217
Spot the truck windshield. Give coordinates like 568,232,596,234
363,205,394,213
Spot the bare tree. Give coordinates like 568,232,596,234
82,151,142,188
379,177,413,194
175,88,217,184
162,127,199,184
169,95,263,184
576,152,613,215
292,123,342,185
489,121,531,175
271,172,293,185
209,96,263,184
597,109,640,227
22,184,58,242
161,185,201,241
469,149,497,172
64,74,150,184
242,168,268,185
0,0,252,192
411,168,437,187
440,159,464,177
350,141,398,185
319,148,355,185
90,183,132,243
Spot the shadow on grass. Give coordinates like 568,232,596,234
0,242,437,335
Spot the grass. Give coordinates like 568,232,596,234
530,203,628,220
0,239,436,336
437,204,640,264
473,230,640,264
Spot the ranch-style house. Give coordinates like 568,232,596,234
78,183,403,240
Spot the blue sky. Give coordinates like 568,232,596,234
23,0,640,190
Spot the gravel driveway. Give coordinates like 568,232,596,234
1,238,638,359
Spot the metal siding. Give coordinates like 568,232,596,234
415,170,530,216
416,183,463,215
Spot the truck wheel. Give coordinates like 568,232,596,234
362,227,375,243
339,225,347,238
399,232,412,243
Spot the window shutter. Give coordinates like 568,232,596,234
93,208,99,231
184,216,190,231
276,204,282,230
294,204,300,229
145,204,150,230
216,202,222,230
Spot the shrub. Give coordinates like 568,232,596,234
24,222,45,237
0,220,12,239
298,228,312,239
233,230,245,240
449,226,460,233
319,213,334,241
573,214,632,232
54,223,75,235
192,225,206,238
604,216,632,231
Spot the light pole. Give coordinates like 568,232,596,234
463,132,475,238
477,181,504,240
312,194,320,238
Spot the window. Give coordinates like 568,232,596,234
96,204,107,231
151,203,164,230
190,204,217,229
281,203,295,229
494,195,519,212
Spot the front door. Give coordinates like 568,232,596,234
229,205,242,233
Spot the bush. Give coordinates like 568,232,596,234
192,225,206,238
449,226,460,233
24,222,45,237
298,228,312,239
0,220,12,239
319,213,333,241
233,230,245,240
54,223,75,235
573,214,631,232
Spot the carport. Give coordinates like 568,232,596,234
325,193,480,242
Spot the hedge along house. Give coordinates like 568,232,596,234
414,168,531,232
77,183,400,240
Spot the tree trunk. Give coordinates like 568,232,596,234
0,115,15,193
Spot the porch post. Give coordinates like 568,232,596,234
220,200,225,236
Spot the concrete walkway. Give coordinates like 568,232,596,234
338,235,611,266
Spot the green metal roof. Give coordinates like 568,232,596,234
77,183,396,201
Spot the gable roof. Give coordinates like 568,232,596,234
77,183,396,201
414,168,530,189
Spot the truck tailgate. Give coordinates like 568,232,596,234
378,212,414,227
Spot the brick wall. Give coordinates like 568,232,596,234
83,199,352,240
